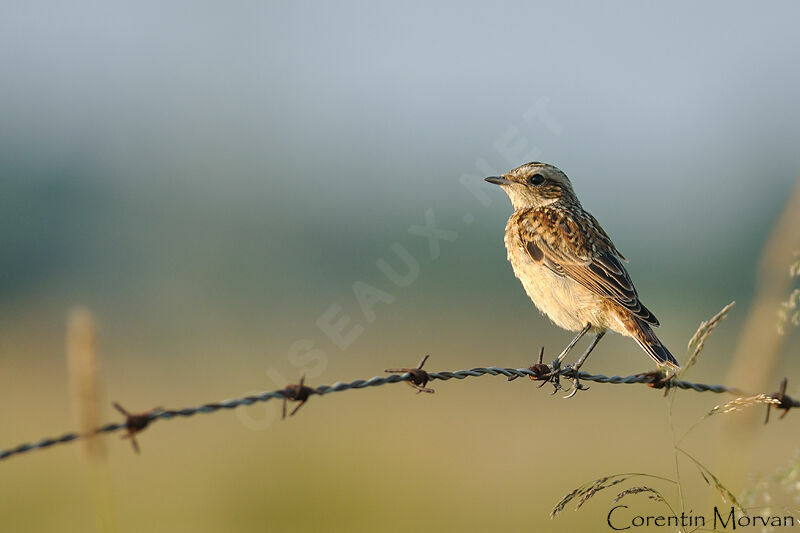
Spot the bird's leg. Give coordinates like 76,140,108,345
554,323,592,366
563,331,605,399
549,323,592,391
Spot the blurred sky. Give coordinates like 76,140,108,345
2,1,800,302
2,1,799,360
1,2,800,532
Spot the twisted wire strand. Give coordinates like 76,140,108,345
0,366,792,462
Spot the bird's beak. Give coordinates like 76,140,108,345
485,176,512,185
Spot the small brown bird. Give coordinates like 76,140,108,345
486,162,678,394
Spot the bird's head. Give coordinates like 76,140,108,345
485,162,578,210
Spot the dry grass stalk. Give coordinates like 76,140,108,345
575,476,629,510
551,474,631,517
67,307,105,460
613,486,666,504
684,301,735,372
705,394,780,418
552,472,676,519
777,288,800,335
777,251,800,334
719,177,800,485
678,448,747,516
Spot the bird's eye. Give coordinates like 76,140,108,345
529,174,545,185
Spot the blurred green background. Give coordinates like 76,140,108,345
2,2,800,532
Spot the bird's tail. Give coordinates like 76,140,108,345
629,317,680,369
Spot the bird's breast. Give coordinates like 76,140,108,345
503,221,614,333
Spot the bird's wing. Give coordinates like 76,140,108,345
516,207,659,326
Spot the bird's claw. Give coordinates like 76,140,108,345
560,365,590,399
562,380,589,399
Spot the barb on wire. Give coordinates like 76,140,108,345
112,402,162,454
506,347,551,386
385,354,434,393
281,374,317,419
766,378,793,423
0,359,796,463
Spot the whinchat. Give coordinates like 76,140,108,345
486,162,679,393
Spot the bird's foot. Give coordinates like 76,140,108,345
516,349,589,397
560,365,590,399
547,359,566,395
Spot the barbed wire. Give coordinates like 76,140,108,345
1,360,795,463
